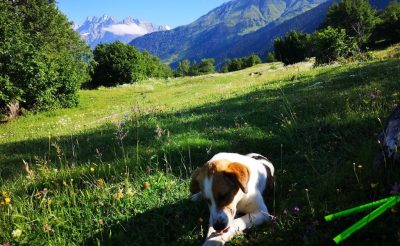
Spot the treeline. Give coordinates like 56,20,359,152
221,54,262,73
274,0,400,65
176,59,215,76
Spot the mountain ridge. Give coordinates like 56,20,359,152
130,0,329,65
75,15,170,48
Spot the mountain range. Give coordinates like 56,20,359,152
130,0,394,67
130,0,330,66
75,16,170,48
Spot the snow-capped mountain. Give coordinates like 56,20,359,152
75,15,170,48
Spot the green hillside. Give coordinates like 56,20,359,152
1,45,400,245
130,0,328,66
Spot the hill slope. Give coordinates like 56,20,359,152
130,0,329,65
1,45,400,244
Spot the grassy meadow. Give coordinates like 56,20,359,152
1,45,400,245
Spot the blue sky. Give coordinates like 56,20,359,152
57,0,230,28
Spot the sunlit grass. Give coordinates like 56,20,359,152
1,46,400,245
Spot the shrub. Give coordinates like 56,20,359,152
0,0,90,113
313,27,359,65
274,31,311,65
324,0,377,46
91,42,172,87
176,59,191,77
371,0,400,46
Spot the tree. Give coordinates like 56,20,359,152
324,0,377,45
0,0,90,113
313,27,358,65
266,52,277,63
176,59,191,77
197,58,215,75
244,54,262,67
274,31,310,65
372,0,400,45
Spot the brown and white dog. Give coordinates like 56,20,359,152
190,152,275,246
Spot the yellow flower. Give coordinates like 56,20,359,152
97,179,104,188
12,229,22,238
114,189,124,201
126,188,135,197
2,191,7,197
90,167,95,173
5,197,11,204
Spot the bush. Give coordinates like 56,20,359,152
0,0,90,113
91,42,172,87
244,54,262,67
324,0,377,46
274,31,311,65
176,59,191,77
313,27,359,65
371,0,400,46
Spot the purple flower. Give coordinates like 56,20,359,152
293,206,300,213
390,183,400,195
2,242,11,246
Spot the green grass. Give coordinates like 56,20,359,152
1,45,400,245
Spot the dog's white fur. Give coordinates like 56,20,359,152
191,152,275,246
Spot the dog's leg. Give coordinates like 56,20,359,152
203,202,272,246
203,223,225,246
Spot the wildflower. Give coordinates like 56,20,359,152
114,189,124,201
97,179,104,188
42,224,53,233
90,167,95,173
5,197,10,204
126,188,134,196
11,229,22,238
293,206,300,213
98,219,104,225
143,182,150,190
269,215,277,223
2,242,11,246
357,164,363,169
2,192,7,197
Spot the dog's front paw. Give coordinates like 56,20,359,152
202,237,225,246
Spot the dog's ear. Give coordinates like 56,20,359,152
225,163,250,194
190,166,205,194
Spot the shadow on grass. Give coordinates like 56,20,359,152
85,199,209,246
1,59,400,244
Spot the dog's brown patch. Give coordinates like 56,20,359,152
190,165,208,194
190,160,250,210
208,160,250,209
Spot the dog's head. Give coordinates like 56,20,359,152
190,159,249,233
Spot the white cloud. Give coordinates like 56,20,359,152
103,23,149,36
